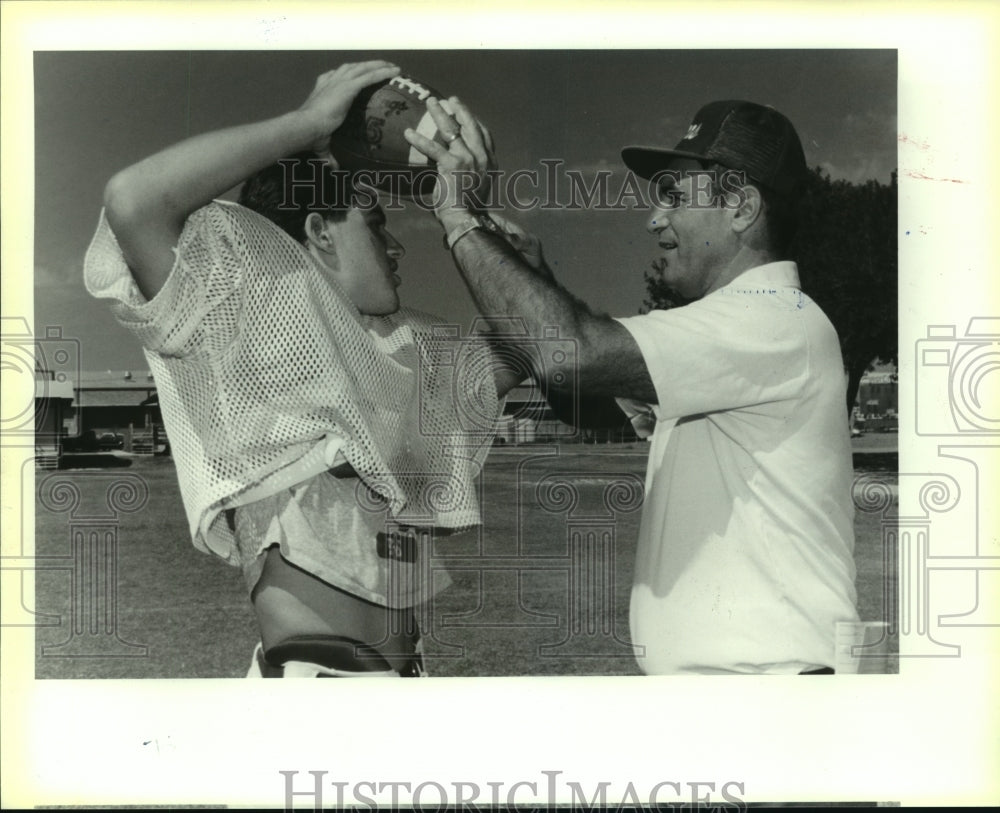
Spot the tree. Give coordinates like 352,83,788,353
793,168,898,413
642,167,898,413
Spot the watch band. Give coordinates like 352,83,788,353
444,213,500,251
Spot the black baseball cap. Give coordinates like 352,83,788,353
621,100,808,199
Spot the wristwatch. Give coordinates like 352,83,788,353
443,213,500,251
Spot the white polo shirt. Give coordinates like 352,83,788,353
616,262,859,674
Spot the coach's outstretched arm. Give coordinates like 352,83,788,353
102,61,400,300
405,97,657,406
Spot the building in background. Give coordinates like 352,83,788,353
65,370,166,454
497,383,640,445
34,368,75,469
44,372,643,464
853,363,898,433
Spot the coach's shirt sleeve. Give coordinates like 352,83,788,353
83,202,244,359
614,276,808,421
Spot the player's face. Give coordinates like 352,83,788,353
645,172,734,300
328,206,405,316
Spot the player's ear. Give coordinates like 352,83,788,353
304,211,335,253
730,183,764,236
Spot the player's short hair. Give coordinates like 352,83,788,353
238,151,355,242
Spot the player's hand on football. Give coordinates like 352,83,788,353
403,95,496,221
300,61,401,164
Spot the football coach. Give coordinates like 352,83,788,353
405,96,862,675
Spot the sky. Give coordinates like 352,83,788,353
32,49,897,371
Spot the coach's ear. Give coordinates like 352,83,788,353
304,211,336,254
730,184,764,236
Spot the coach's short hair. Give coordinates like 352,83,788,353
238,152,355,242
704,164,799,256
755,183,799,256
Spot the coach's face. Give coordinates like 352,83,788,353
646,171,736,300
325,206,405,315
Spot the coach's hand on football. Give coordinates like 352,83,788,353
403,96,496,225
300,61,401,164
489,213,550,277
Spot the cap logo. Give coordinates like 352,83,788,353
682,123,701,140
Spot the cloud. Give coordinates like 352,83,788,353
649,114,689,141
562,157,621,175
806,108,896,184
819,156,895,185
838,110,897,183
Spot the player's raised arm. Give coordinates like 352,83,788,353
404,96,657,405
102,61,400,300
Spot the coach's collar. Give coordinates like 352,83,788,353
724,261,801,291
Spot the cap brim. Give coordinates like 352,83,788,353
621,146,711,180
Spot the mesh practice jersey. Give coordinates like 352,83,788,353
84,201,501,564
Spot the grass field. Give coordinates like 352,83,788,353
32,438,898,678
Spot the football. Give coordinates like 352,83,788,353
329,74,454,197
